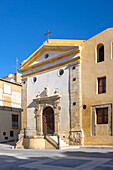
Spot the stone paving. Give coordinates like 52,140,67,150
0,144,113,169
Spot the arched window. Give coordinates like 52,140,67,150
97,43,104,62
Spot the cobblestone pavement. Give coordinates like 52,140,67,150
0,144,113,169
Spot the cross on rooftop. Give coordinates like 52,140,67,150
44,29,52,41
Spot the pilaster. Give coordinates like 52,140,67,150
69,61,84,145
35,104,43,136
21,78,28,130
53,101,61,135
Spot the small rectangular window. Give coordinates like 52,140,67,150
12,115,18,128
98,77,106,94
10,131,14,137
3,132,6,136
96,108,108,124
4,84,11,94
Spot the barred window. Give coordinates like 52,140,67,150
12,115,18,128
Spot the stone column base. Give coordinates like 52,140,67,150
69,129,84,145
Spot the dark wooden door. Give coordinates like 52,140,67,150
43,107,54,135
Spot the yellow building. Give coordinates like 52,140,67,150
82,28,113,145
0,73,22,143
17,28,113,149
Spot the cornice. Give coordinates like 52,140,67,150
18,45,78,71
33,95,61,103
21,56,81,78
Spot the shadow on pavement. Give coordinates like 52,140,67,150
0,155,53,169
62,151,113,158
0,150,113,169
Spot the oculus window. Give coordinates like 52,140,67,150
32,77,37,83
45,54,49,59
58,69,64,76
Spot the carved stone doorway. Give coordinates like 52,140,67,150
43,106,54,135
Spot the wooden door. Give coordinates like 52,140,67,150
43,107,54,135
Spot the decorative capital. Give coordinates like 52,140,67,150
34,105,40,115
53,101,61,112
58,106,61,110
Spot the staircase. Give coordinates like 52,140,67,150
49,136,69,149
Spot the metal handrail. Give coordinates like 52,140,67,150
43,126,60,149
44,126,54,138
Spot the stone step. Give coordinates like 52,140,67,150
60,145,80,150
49,136,69,147
81,145,113,149
61,145,113,150
60,140,68,146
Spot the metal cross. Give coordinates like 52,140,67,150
44,29,52,41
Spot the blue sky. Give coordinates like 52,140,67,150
0,0,113,77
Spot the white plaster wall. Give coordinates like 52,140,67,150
27,65,70,133
11,92,21,108
31,51,65,65
23,52,80,76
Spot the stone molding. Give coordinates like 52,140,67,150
33,95,61,103
0,106,22,112
33,93,61,136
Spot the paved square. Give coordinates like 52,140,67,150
0,144,113,169
44,158,91,168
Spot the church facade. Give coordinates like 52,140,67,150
17,28,113,148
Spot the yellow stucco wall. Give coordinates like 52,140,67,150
82,28,113,145
0,110,20,141
0,80,21,107
0,79,22,142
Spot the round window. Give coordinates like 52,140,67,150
32,77,37,83
58,69,64,76
45,54,49,59
83,105,87,109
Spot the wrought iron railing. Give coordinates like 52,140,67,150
12,122,18,128
44,126,60,149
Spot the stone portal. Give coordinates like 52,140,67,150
33,90,61,136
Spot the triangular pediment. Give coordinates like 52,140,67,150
18,39,84,72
